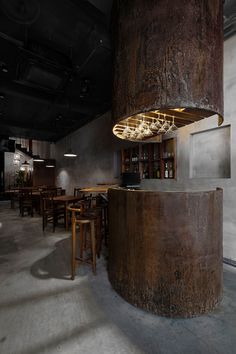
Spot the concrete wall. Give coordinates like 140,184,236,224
54,35,236,262
4,150,32,188
53,112,129,194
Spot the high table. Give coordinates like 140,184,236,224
79,185,118,194
53,195,83,230
108,188,223,318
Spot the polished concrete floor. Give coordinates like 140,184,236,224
0,201,236,354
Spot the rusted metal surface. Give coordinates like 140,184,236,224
108,188,223,318
112,0,224,125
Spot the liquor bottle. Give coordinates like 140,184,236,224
153,167,157,179
169,162,174,178
125,155,129,163
157,166,160,179
164,162,169,178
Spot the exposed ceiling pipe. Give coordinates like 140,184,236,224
224,0,236,41
0,81,100,115
224,15,236,39
0,122,58,141
0,31,23,47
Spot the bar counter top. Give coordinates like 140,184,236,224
108,187,223,318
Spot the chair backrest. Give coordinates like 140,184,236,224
56,187,64,196
74,187,81,196
74,187,86,199
95,194,108,207
83,194,93,209
41,190,57,212
19,189,33,200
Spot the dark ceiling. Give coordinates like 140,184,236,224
0,0,113,141
0,0,235,142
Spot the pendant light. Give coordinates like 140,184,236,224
33,155,44,162
64,149,77,157
21,160,30,167
32,141,44,162
45,159,55,168
64,135,77,157
21,160,30,171
112,0,223,142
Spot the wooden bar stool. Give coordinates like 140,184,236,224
68,206,97,280
84,207,103,258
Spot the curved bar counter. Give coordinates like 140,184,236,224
108,188,223,318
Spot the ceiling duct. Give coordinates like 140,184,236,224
112,0,224,142
0,0,40,25
0,138,15,152
223,0,236,40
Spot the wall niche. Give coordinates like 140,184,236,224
190,125,231,179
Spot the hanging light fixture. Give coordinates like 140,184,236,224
64,135,77,157
45,159,56,168
32,141,44,162
21,160,30,167
112,0,223,142
64,149,77,158
21,160,30,171
33,155,44,162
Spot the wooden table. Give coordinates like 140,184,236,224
80,185,118,194
52,195,83,230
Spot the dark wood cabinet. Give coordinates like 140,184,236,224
121,138,176,180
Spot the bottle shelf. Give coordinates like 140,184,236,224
121,138,176,180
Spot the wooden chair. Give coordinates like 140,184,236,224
68,205,97,279
41,191,66,232
81,195,104,258
55,187,65,196
74,187,85,199
9,190,19,209
19,189,34,217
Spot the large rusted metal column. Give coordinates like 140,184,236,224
108,188,223,318
112,0,224,141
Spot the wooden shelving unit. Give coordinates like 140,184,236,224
120,138,176,180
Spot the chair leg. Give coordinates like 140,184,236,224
71,215,76,280
90,221,96,275
53,212,56,233
64,210,66,228
43,215,46,232
96,215,102,258
79,224,84,260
